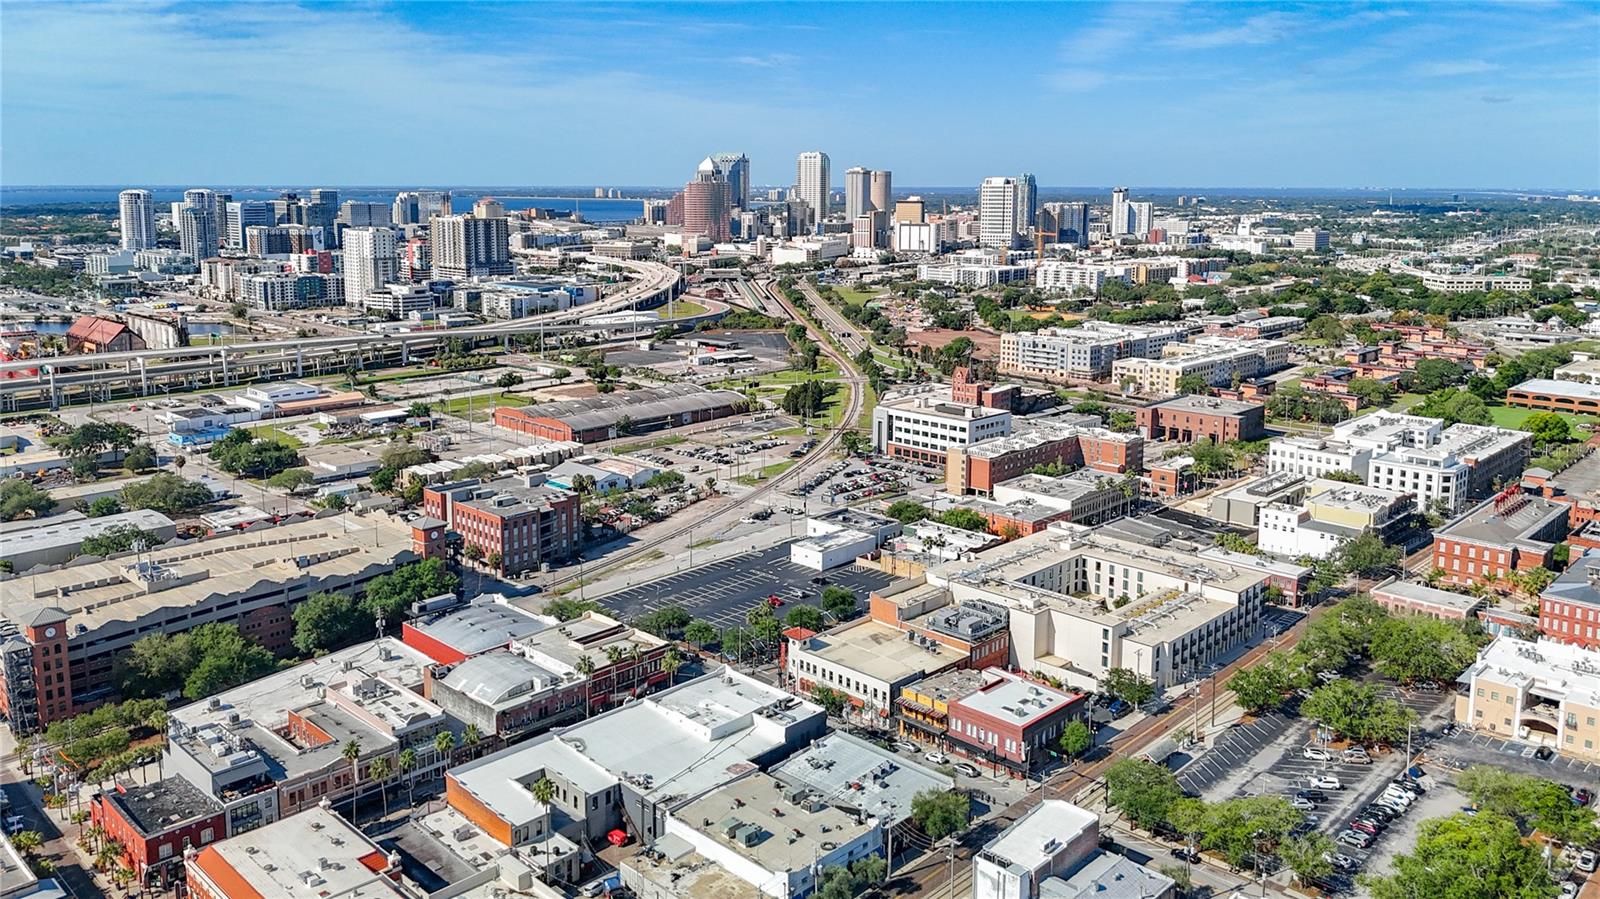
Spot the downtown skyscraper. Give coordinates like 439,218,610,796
118,189,156,250
794,150,830,232
178,188,220,260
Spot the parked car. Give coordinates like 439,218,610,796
1297,789,1328,803
1326,853,1360,872
1575,849,1597,874
892,741,919,754
953,762,982,778
1336,830,1373,849
1535,746,1556,761
1309,775,1343,790
1392,779,1425,796
1107,699,1131,717
1361,805,1398,822
1303,747,1333,761
1573,787,1595,807
924,752,949,765
1342,748,1372,764
1350,818,1384,836
1290,797,1317,811
1171,848,1201,864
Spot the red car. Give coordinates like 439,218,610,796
766,595,785,608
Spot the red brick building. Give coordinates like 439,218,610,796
423,476,580,576
1431,490,1570,587
0,608,73,732
91,778,225,890
946,426,1143,495
945,668,1088,777
1135,395,1266,443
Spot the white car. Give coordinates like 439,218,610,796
1290,797,1317,811
1309,775,1343,790
924,752,949,765
1575,849,1597,874
1380,787,1414,806
1302,747,1332,761
891,741,919,754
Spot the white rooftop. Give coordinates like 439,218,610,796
984,800,1098,872
1465,636,1600,708
189,806,402,899
770,731,952,827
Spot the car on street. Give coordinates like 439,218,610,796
953,762,982,778
1303,746,1332,761
1171,848,1201,863
1107,699,1131,717
1336,830,1373,849
892,741,919,754
1309,775,1343,790
924,752,949,765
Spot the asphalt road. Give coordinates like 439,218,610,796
592,543,896,631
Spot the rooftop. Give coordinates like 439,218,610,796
1511,377,1600,400
795,619,966,685
672,774,878,875
623,836,754,899
4,509,175,565
1464,636,1600,708
1539,552,1600,609
104,777,222,836
438,653,573,710
187,806,402,899
1372,578,1486,613
953,669,1084,727
409,599,551,657
1436,491,1568,548
449,476,574,518
963,423,1136,460
985,799,1098,872
1040,853,1177,899
505,383,746,432
878,384,1011,421
902,668,990,706
3,514,411,635
1147,395,1261,416
513,611,665,671
770,731,952,827
1305,479,1411,512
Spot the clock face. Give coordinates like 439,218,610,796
43,627,56,638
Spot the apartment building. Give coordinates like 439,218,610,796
1431,490,1570,587
999,322,1192,382
422,476,579,575
1111,338,1291,396
946,423,1144,495
1455,636,1600,763
928,522,1267,691
1537,553,1600,650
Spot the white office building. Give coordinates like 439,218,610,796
871,384,1013,464
1109,187,1130,236
795,151,830,229
973,800,1100,899
1035,261,1130,295
178,188,220,260
342,227,399,305
999,322,1192,381
844,166,871,224
980,176,1021,249
118,189,157,250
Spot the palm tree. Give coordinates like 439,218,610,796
434,730,456,766
342,739,362,821
462,725,481,760
397,748,417,806
10,831,42,855
575,654,596,676
14,736,33,776
95,840,123,872
603,645,624,666
529,776,556,808
368,757,391,820
661,648,682,686
70,810,89,843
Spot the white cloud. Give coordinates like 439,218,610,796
1164,12,1299,49
1412,59,1502,77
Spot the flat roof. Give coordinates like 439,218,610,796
1148,395,1261,416
105,776,222,836
1436,492,1568,548
3,514,411,635
507,383,746,432
411,600,551,656
514,611,665,671
188,806,401,899
450,476,574,518
1041,853,1177,899
902,668,989,706
1466,636,1600,707
673,774,877,874
1372,578,1484,612
439,652,571,709
952,670,1084,727
5,509,174,557
796,619,965,685
1511,377,1600,400
770,731,952,827
985,800,1097,871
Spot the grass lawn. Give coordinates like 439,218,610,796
437,391,529,421
735,460,795,485
1387,392,1427,412
712,360,839,393
660,299,708,320
834,286,879,308
249,425,304,449
854,383,878,432
1487,402,1600,431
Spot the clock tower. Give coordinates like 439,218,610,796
20,607,74,728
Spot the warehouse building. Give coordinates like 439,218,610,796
492,384,747,443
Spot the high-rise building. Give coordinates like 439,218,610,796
980,177,1021,249
795,151,830,231
844,166,871,224
472,197,506,219
302,189,338,243
339,201,391,229
1128,202,1153,239
682,157,732,243
432,214,512,281
342,227,399,303
178,189,219,260
118,189,156,250
1110,187,1131,236
1041,202,1090,247
710,153,750,209
417,190,452,220
1016,173,1038,229
870,170,893,214
225,201,274,250
894,196,926,224
393,192,422,225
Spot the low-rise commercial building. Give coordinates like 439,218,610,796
790,508,903,571
91,777,225,890
184,806,405,899
1041,854,1176,899
1454,636,1600,763
493,384,747,443
786,619,967,719
1257,480,1416,560
946,424,1143,495
1431,490,1569,587
988,471,1134,527
945,669,1087,777
972,800,1099,899
1136,395,1265,443
1371,578,1487,621
2,509,176,573
422,476,580,576
1537,553,1600,650
1505,378,1600,414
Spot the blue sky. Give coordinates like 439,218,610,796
4,2,1597,189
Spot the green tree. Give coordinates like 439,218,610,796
1346,378,1396,408
1413,388,1494,426
784,605,825,632
1196,796,1301,866
884,499,931,524
1099,667,1156,706
1456,766,1600,844
1362,812,1558,899
80,524,159,558
379,442,431,471
1104,758,1182,830
1300,679,1415,745
529,775,556,807
810,685,849,716
361,557,460,622
938,507,991,532
1369,615,1483,685
911,789,971,841
85,496,123,518
267,468,315,493
1228,662,1289,713
1336,533,1401,578
369,467,399,494
124,444,157,472
0,480,55,521
683,619,718,647
821,586,858,620
180,625,277,700
1059,719,1092,759
292,591,368,655
635,605,692,638
1523,411,1572,446
397,747,418,805
1188,439,1234,477
495,371,525,390
1175,373,1210,395
1279,833,1336,886
343,739,363,819
543,597,600,622
1412,358,1466,392
119,472,213,515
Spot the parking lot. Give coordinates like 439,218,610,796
789,455,933,504
592,543,897,631
1430,727,1600,781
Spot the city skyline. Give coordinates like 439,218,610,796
3,1,1598,189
